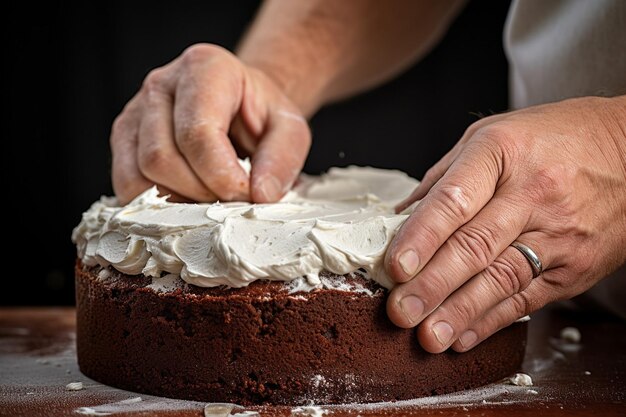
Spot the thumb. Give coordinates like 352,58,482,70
250,109,311,203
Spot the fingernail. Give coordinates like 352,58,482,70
432,321,454,346
459,330,478,349
256,175,282,202
398,249,420,277
399,295,424,325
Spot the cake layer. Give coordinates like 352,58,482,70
75,261,527,405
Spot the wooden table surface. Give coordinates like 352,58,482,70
1,304,624,417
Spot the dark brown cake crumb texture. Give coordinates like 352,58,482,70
75,261,527,405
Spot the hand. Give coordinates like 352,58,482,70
384,96,626,353
110,43,310,204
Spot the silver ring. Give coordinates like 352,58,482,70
511,241,543,278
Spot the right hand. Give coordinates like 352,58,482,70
110,43,311,204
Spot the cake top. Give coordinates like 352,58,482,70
72,166,419,289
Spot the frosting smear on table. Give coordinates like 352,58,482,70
72,166,419,289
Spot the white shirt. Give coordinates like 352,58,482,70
505,0,626,109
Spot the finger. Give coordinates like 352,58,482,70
386,191,527,329
395,113,508,213
395,145,462,213
385,138,506,284
449,269,566,352
250,109,311,203
416,233,548,353
154,184,190,203
110,97,154,205
173,51,250,201
229,68,268,157
136,71,217,202
230,114,258,156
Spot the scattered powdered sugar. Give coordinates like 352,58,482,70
326,382,542,411
147,274,186,293
291,405,328,416
76,397,142,415
508,373,533,386
311,375,325,388
76,396,208,415
66,381,84,391
527,389,539,395
525,349,565,373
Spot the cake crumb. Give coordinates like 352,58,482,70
560,326,581,343
66,382,84,391
508,373,533,387
97,268,111,281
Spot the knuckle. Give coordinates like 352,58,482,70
421,165,441,185
138,144,168,174
110,115,129,146
403,219,441,256
484,256,526,297
449,300,478,325
571,246,594,275
142,68,167,93
433,184,472,222
181,43,223,65
177,122,210,152
450,225,497,268
530,164,575,205
509,292,533,318
474,123,520,166
475,123,515,147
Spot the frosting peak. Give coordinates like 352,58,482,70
72,166,419,289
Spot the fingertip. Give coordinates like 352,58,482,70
456,329,480,352
250,174,284,203
386,289,423,329
385,243,420,284
416,323,449,354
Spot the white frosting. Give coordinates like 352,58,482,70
72,166,419,290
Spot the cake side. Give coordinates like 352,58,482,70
75,260,527,405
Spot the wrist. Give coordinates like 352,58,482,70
240,54,330,118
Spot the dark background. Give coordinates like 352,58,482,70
5,0,511,306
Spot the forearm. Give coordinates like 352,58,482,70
237,0,466,117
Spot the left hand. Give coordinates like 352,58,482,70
384,96,626,353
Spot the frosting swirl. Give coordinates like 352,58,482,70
72,166,419,289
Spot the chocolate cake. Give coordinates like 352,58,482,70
73,166,527,405
75,261,527,405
